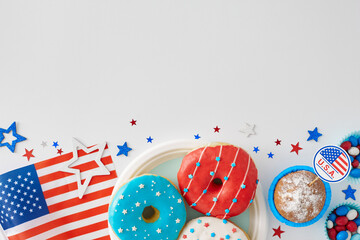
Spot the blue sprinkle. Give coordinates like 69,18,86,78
188,174,193,179
250,199,253,203
216,157,221,161
256,179,259,184
196,162,201,167
184,188,188,192
211,233,216,237
210,171,215,176
206,212,211,216
213,197,217,202
224,176,229,181
225,209,230,213
225,235,230,239
241,184,246,189
231,163,236,167
223,219,227,224
192,203,197,206
233,198,237,202
203,189,207,194
197,219,202,224
190,228,195,233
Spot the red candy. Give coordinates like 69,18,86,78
336,216,349,226
346,221,357,232
353,159,360,168
335,225,346,232
341,141,352,151
328,228,337,240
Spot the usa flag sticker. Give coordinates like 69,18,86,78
313,145,351,183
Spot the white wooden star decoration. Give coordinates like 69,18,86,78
239,123,256,137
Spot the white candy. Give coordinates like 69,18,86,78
347,209,358,221
346,230,351,240
358,226,360,234
327,220,334,229
348,147,360,157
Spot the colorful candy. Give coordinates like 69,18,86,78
327,206,360,240
349,147,360,157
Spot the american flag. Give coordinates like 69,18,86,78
0,145,117,240
320,147,349,176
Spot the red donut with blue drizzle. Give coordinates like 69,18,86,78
177,144,259,219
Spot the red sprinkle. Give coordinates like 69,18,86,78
346,221,358,232
353,159,360,168
328,228,337,240
341,141,352,151
336,216,349,226
335,225,346,232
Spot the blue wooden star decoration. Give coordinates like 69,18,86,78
307,127,322,142
0,122,26,153
117,142,132,156
342,185,356,200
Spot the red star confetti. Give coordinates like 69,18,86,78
272,226,285,238
182,235,187,239
57,148,63,155
214,126,220,133
204,222,209,227
23,148,35,161
232,228,237,233
275,139,281,146
290,142,303,155
130,119,137,126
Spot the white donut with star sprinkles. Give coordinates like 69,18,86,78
108,174,186,240
178,216,250,240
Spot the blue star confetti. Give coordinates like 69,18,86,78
342,185,356,200
117,142,132,156
268,152,274,158
253,147,260,153
0,122,26,153
146,136,153,143
307,127,322,142
194,134,201,140
52,141,59,148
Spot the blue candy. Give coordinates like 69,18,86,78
350,156,355,163
336,231,348,240
349,136,358,147
336,206,350,216
351,234,360,240
350,168,360,178
328,213,337,222
354,218,360,226
356,155,360,161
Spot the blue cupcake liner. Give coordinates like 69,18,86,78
339,131,360,184
324,202,360,240
268,165,332,227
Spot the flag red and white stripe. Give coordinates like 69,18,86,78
331,152,348,176
4,146,117,240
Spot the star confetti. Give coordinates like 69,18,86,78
117,142,132,156
194,134,201,139
307,127,322,142
0,122,26,153
23,149,35,161
130,119,137,126
57,148,63,155
214,126,220,133
268,152,274,158
342,185,356,200
290,142,302,155
52,141,59,148
41,141,47,148
253,147,260,153
146,136,153,143
275,139,281,146
272,226,285,238
239,123,256,137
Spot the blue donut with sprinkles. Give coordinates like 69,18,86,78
108,174,186,240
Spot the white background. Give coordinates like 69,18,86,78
1,0,360,239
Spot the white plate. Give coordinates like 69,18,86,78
109,140,268,240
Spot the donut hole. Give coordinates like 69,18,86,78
142,205,160,223
212,178,223,186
